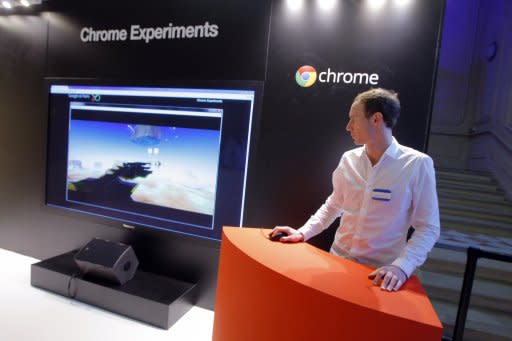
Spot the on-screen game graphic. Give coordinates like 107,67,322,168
67,119,221,216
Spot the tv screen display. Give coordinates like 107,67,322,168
45,81,261,241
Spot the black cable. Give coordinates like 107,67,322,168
67,271,84,299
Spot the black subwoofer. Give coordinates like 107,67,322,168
74,238,139,285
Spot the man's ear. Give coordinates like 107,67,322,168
373,112,383,125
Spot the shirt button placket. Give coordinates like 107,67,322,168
353,164,374,252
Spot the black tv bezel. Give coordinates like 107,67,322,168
43,77,264,242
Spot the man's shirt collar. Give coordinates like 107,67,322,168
384,137,400,159
357,136,400,160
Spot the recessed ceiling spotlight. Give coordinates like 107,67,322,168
0,0,42,10
286,0,304,11
368,0,386,10
394,0,411,6
318,0,336,11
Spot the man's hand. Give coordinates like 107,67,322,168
270,226,304,243
368,265,407,291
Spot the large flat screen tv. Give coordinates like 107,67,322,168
45,80,262,241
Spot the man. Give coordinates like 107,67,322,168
270,88,440,292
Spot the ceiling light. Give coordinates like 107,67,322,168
0,0,42,10
368,0,386,10
394,0,411,6
318,0,336,11
286,0,304,12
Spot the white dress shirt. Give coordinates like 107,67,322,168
298,138,440,277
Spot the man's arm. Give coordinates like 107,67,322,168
370,156,440,291
391,156,441,277
368,156,440,291
297,191,344,241
271,191,344,243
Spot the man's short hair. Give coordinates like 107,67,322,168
354,88,400,129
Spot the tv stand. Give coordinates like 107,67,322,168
30,251,197,329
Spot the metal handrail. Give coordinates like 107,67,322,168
446,246,512,341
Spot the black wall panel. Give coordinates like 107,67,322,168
0,0,444,311
245,0,444,249
0,0,272,310
45,0,270,81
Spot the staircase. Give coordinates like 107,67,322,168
420,169,512,340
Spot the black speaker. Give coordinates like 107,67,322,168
74,238,139,285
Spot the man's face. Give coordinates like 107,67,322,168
346,102,374,145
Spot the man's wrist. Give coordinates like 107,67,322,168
296,231,305,242
390,265,408,279
297,227,307,241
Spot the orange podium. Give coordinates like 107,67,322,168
213,227,442,341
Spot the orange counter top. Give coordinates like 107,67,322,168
213,227,442,341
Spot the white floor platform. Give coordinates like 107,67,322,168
0,248,214,341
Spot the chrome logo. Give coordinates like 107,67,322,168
295,65,317,87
